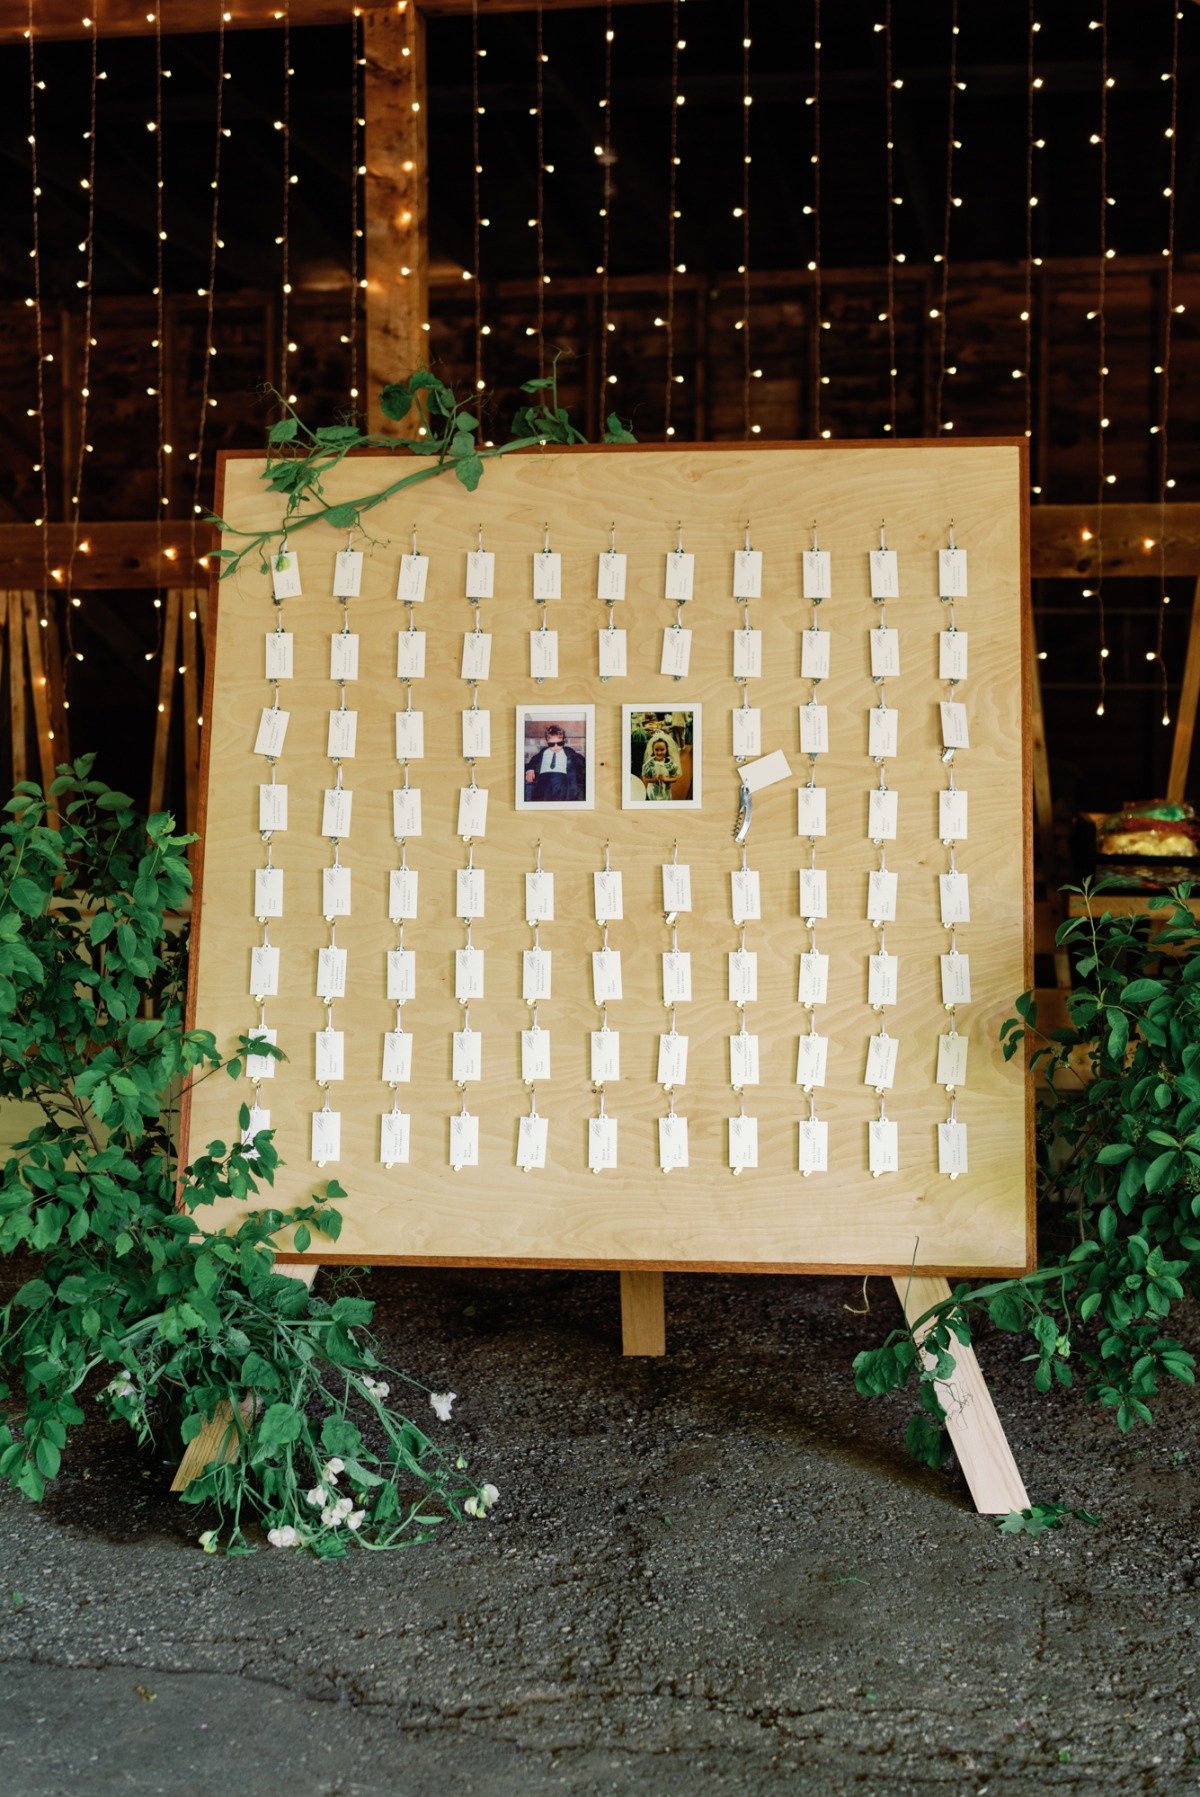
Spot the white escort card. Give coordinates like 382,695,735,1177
868,705,899,760
392,786,422,838
939,701,970,750
321,787,352,839
452,1028,482,1084
656,1032,688,1087
249,944,279,997
254,707,289,759
327,709,358,759
662,951,692,1004
864,1032,899,1091
462,708,491,758
866,869,898,924
333,548,363,597
729,1030,760,1087
456,786,489,839
396,629,427,680
532,551,561,601
868,788,898,841
728,1113,758,1170
798,1117,829,1174
868,1117,899,1174
386,948,416,1002
662,862,693,913
799,702,829,756
797,785,827,838
664,551,695,602
265,632,293,680
658,1114,689,1169
380,1110,411,1166
802,548,832,600
939,870,971,925
938,1119,969,1175
246,1027,278,1082
660,627,693,677
593,869,624,922
316,945,348,1000
728,949,759,1005
799,867,828,920
731,867,762,924
465,549,495,599
588,1115,619,1171
597,551,627,601
270,548,301,600
732,547,763,599
939,787,968,841
456,867,485,919
872,625,902,679
449,1111,479,1169
733,628,764,680
801,628,831,681
522,946,552,1001
454,946,485,1001
521,1026,552,1083
525,869,555,922
330,632,359,682
798,950,829,1006
795,1032,829,1089
259,782,288,833
938,545,968,597
867,952,899,1007
732,707,761,759
460,630,492,681
598,629,628,678
311,1109,341,1163
382,1030,414,1083
322,865,351,918
394,710,424,759
869,547,899,600
315,1028,345,1084
592,948,623,1002
397,553,429,603
517,1113,549,1171
939,629,968,681
254,867,283,919
937,1031,969,1088
242,1103,271,1150
940,951,972,1005
529,630,559,680
590,1028,621,1084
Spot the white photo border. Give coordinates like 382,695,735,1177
621,703,703,812
515,703,597,812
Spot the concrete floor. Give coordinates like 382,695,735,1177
1,1267,1197,1795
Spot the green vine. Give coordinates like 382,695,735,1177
209,361,637,583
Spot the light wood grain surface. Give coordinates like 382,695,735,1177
186,443,1031,1273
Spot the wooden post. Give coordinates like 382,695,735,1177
1166,576,1200,804
22,596,57,798
149,591,181,816
892,1274,1029,1516
181,600,201,833
363,1,428,427
8,594,27,786
619,1271,666,1356
1029,651,1069,987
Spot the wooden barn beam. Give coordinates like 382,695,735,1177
363,2,428,423
0,523,205,592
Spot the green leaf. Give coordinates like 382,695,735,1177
322,502,360,531
1095,1143,1133,1165
7,875,45,917
378,380,414,421
269,416,299,443
256,1403,303,1446
602,413,638,445
987,1289,1026,1332
330,1296,373,1327
454,454,484,492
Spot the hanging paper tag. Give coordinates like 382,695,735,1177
938,1119,969,1175
597,551,627,601
742,749,791,792
732,548,763,599
939,870,971,925
380,1110,411,1165
327,710,358,759
940,951,972,1005
662,862,692,913
868,788,898,841
246,1026,278,1082
660,627,692,677
658,1114,689,1169
259,782,288,833
521,1026,552,1083
524,869,555,923
795,1032,829,1089
265,632,293,680
332,548,363,598
522,946,552,1000
802,548,832,600
456,867,485,919
798,1117,829,1174
457,786,489,839
799,867,828,919
866,868,898,923
386,947,416,1002
868,1118,899,1174
732,707,761,759
588,1115,619,1170
729,949,759,1004
249,944,280,997
939,701,970,750
389,867,418,921
592,948,623,1002
864,1033,899,1091
452,1027,482,1083
315,1027,345,1083
392,786,422,838
799,703,829,755
733,628,763,680
664,551,695,601
321,787,352,839
869,548,899,599
868,706,898,759
449,1111,479,1168
329,632,359,682
396,630,427,680
529,630,559,680
254,867,283,919
938,546,968,597
316,945,347,1000
939,787,968,841
517,1113,549,1170
870,626,901,679
322,865,351,918
598,629,628,677
867,952,899,1007
796,785,827,838
311,1110,341,1163
729,1031,760,1087
382,1030,413,1083
593,869,624,922
397,553,429,603
465,549,495,599
254,707,289,759
801,628,831,681
454,945,485,1001
728,1113,759,1169
532,551,561,601
731,867,761,923
393,710,424,760
590,1028,621,1083
270,549,301,599
939,629,968,681
242,1103,271,1151
460,631,492,681
936,1031,969,1088
662,950,692,1004
798,950,829,1006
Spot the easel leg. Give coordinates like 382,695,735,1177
620,1271,665,1357
892,1274,1030,1516
170,1264,319,1493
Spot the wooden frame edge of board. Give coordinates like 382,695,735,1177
1018,434,1039,1274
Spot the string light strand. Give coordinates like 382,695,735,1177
883,2,897,436
664,0,680,438
1154,1,1180,729
811,1,822,437
471,0,483,397
933,0,959,434
64,13,99,667
598,1,613,407
740,2,752,439
190,8,225,574
280,0,292,398
535,0,546,379
1093,2,1110,719
26,1,51,624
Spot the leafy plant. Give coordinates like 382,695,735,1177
855,880,1199,1468
211,357,636,582
0,762,495,1555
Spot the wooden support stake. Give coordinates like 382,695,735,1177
8,594,27,786
620,1271,666,1357
171,1264,319,1492
148,590,181,816
22,595,57,798
181,599,200,833
1166,576,1200,804
892,1274,1029,1516
1029,652,1070,988
363,3,428,427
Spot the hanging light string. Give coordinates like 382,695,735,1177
1153,1,1181,729
598,0,613,405
740,1,752,439
535,0,546,379
64,13,99,667
1022,6,1038,451
811,0,822,437
1093,3,1110,719
882,2,897,436
933,0,959,434
280,0,292,398
664,0,680,438
349,9,361,410
26,2,51,621
471,0,483,397
190,8,225,575
153,10,168,617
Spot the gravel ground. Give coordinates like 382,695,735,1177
1,1267,1197,1796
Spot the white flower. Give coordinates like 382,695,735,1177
305,1485,327,1509
325,1457,345,1476
320,1506,339,1528
429,1390,456,1422
464,1496,482,1518
373,1382,390,1399
198,1529,219,1554
106,1376,135,1399
267,1525,298,1549
480,1483,500,1512
334,1496,353,1520
346,1509,366,1532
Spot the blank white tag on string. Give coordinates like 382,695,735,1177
392,786,422,838
265,632,293,680
329,633,359,682
259,783,288,833
254,707,289,759
254,867,283,919
380,1110,411,1167
517,1112,549,1171
322,864,351,918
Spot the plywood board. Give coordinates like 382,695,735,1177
184,442,1032,1273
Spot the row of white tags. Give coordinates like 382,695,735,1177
798,700,969,758
270,546,969,606
242,1101,966,1175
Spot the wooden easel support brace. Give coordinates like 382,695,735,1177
893,1274,1030,1516
620,1271,665,1356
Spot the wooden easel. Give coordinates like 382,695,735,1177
3,590,69,796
